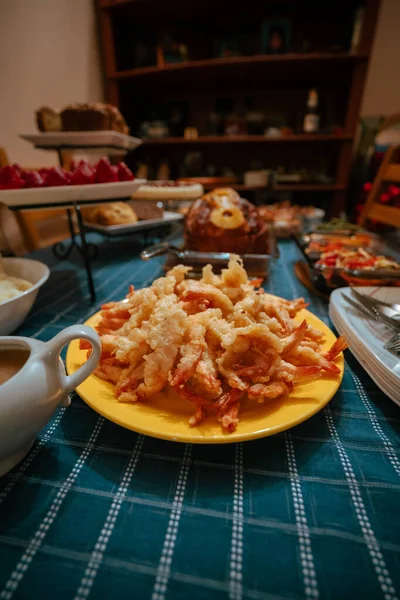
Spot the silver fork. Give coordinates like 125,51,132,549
386,332,400,353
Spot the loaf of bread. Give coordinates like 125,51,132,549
84,202,138,226
185,187,270,254
60,103,109,131
36,103,129,134
36,107,62,132
60,103,129,134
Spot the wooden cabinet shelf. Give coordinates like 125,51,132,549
273,184,345,192
202,183,345,192
96,0,380,216
111,53,367,81
143,135,352,146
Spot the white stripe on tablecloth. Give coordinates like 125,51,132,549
31,258,144,339
229,443,244,600
285,432,319,599
345,360,400,478
32,222,177,318
41,433,400,459
0,408,66,507
0,533,295,600
324,406,398,600
32,302,82,339
151,444,192,600
74,435,144,600
282,261,301,299
0,417,104,600
32,271,76,307
28,262,109,319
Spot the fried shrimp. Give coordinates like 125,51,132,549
248,381,292,402
170,317,207,387
181,281,234,316
200,257,252,302
166,264,193,283
135,295,187,399
87,254,346,432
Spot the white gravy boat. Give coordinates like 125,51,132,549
0,324,101,476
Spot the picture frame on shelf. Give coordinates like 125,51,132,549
261,18,291,55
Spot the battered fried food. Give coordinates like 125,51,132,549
81,255,345,432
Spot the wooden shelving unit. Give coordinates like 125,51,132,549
96,0,380,215
142,134,353,145
202,183,345,192
110,52,368,81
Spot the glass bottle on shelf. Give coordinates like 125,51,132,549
303,89,320,134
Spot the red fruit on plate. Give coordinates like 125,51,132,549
22,170,44,188
70,159,89,172
117,161,134,182
95,157,118,184
44,167,70,187
12,163,23,175
71,159,90,172
0,165,25,190
117,162,135,181
70,162,95,185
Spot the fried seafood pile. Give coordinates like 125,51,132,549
81,256,346,432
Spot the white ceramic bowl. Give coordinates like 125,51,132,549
0,258,50,335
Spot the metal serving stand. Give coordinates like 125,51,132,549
14,137,143,302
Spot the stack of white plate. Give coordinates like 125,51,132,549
329,287,400,406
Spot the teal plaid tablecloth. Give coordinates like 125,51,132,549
0,236,399,600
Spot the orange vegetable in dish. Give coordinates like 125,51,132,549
316,248,400,271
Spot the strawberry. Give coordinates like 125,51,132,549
117,162,135,181
95,157,118,184
12,163,23,175
71,159,90,172
44,167,70,187
22,170,44,188
0,165,25,190
69,160,79,172
39,167,51,179
70,161,95,185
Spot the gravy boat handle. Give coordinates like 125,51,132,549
44,325,101,395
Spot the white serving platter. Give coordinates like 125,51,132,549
0,180,146,208
329,286,400,405
84,211,183,237
20,131,142,154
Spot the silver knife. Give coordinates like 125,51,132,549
351,287,400,316
344,294,400,331
351,288,400,321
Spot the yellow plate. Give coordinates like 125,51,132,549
66,308,344,444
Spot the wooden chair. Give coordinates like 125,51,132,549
0,148,9,168
359,144,400,228
15,208,74,252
